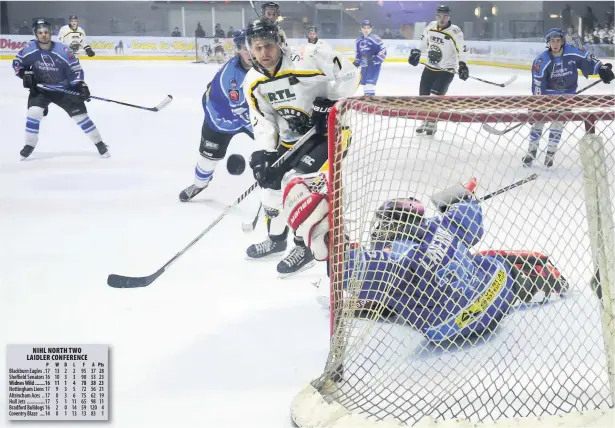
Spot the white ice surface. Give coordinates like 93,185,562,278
0,61,613,428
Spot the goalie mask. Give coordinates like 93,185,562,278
370,198,427,243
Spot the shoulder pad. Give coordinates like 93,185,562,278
369,34,382,42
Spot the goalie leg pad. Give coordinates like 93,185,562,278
477,250,568,303
283,174,330,261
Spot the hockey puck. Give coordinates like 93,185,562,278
227,154,246,175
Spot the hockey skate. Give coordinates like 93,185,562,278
20,144,35,160
246,237,287,260
416,121,437,136
277,240,316,278
95,142,110,158
544,151,555,168
179,183,209,202
522,149,537,167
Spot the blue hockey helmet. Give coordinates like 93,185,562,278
233,29,247,50
371,198,427,243
545,28,565,43
361,19,372,28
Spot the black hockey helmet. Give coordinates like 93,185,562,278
371,198,427,243
247,18,280,46
69,14,78,20
436,5,451,15
32,18,52,35
307,25,317,34
261,2,280,14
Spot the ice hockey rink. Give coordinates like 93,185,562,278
0,60,613,428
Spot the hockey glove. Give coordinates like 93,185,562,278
430,177,477,213
84,45,96,57
352,59,361,68
75,82,91,102
21,69,37,90
458,61,470,81
249,149,281,189
283,174,330,261
408,49,421,67
598,63,614,84
310,97,336,136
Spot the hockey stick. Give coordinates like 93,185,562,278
242,202,262,232
107,127,317,288
468,74,518,88
419,63,517,87
249,1,261,17
478,173,539,202
37,84,173,112
482,80,603,136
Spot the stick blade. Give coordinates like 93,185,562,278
482,123,509,136
107,271,161,288
152,95,173,112
502,75,518,87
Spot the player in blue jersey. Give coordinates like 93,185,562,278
522,28,613,168
283,174,568,342
12,19,107,159
179,30,254,202
354,20,386,96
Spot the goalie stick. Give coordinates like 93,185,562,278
107,127,317,289
37,84,173,112
482,80,603,136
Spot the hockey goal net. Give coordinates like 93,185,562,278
291,93,615,427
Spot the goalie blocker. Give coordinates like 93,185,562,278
283,174,568,342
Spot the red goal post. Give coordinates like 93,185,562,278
291,94,615,428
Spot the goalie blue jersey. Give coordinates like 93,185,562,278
531,44,601,95
12,41,84,88
345,201,516,342
202,55,252,134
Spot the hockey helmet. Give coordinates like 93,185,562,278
261,2,280,22
545,28,565,43
371,198,427,243
32,19,52,36
69,15,79,29
247,18,281,46
436,5,451,15
361,19,372,28
233,29,248,50
307,25,318,42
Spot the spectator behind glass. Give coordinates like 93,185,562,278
227,26,234,37
19,20,31,35
215,23,225,38
382,28,393,39
171,27,181,37
195,21,206,38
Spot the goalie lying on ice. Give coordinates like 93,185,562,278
283,174,568,342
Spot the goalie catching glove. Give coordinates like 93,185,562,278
283,173,330,261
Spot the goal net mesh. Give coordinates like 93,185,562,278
292,93,615,427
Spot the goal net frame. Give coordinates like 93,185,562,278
291,94,615,428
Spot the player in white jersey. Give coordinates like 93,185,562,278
300,26,332,60
243,18,360,278
57,15,95,57
212,37,225,63
408,5,468,135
